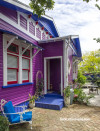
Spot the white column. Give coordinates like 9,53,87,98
3,35,7,86
63,39,66,89
30,47,33,82
19,43,22,84
44,59,47,94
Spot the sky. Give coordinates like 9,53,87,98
19,0,100,54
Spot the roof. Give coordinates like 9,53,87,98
0,0,59,38
38,35,82,58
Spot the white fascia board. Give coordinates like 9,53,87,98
38,35,79,44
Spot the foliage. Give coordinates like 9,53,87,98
64,86,70,98
76,70,86,85
0,115,9,131
29,0,55,17
29,94,38,103
79,49,100,74
73,88,94,104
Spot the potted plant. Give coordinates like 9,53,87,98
28,94,37,109
64,86,70,107
0,115,9,131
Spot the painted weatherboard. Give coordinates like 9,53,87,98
50,59,61,92
32,49,43,92
0,32,35,107
36,28,41,40
0,19,37,45
29,22,35,36
0,5,18,24
42,41,63,57
20,15,27,30
42,41,64,90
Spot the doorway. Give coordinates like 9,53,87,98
44,56,63,96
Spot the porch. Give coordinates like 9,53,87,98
35,93,64,110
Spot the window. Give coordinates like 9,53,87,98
22,49,30,83
4,38,32,86
7,43,19,54
22,48,30,57
7,44,19,84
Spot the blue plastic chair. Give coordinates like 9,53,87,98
0,99,32,129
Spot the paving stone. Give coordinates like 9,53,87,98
10,104,100,131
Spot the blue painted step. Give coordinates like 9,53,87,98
35,93,64,110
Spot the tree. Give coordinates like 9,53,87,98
29,0,55,17
83,0,100,10
78,49,100,74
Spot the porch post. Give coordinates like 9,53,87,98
44,58,47,94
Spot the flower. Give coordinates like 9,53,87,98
74,94,78,98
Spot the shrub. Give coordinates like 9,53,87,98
0,115,9,131
76,71,86,85
73,88,94,105
64,86,70,98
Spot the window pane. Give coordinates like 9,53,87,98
22,70,28,80
7,69,17,81
8,44,18,54
22,49,30,57
7,55,18,68
22,58,29,69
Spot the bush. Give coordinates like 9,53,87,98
76,71,86,85
0,115,9,131
73,88,94,105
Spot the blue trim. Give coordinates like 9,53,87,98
2,82,33,89
0,0,59,38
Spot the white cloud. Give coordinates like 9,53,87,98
19,0,100,53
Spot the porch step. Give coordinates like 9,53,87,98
35,93,64,110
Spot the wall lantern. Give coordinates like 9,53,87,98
50,35,52,38
46,32,48,34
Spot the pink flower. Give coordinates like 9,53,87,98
74,94,78,98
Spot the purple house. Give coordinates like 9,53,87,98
0,0,82,108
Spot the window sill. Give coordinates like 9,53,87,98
2,82,34,89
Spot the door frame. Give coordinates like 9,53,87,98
44,56,63,96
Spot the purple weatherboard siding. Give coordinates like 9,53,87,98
0,19,37,45
42,41,64,90
29,22,35,36
42,32,45,40
0,32,34,106
0,6,18,24
20,15,27,30
32,49,43,91
36,28,41,40
50,59,61,92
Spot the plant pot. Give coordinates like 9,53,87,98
64,97,70,107
29,102,35,109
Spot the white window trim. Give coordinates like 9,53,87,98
3,34,33,86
